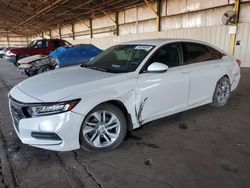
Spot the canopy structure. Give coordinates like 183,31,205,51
0,0,153,36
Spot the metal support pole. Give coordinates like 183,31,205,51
72,24,75,40
59,27,62,39
49,30,52,39
102,11,116,24
156,0,161,32
78,19,91,29
6,33,10,47
115,12,119,36
101,10,118,35
229,0,240,55
144,0,160,32
89,19,93,38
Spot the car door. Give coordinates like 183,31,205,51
181,42,224,105
51,40,65,51
33,40,50,55
135,43,191,122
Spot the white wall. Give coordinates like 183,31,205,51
28,0,250,67
67,25,230,51
0,34,27,47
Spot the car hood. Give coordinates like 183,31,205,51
18,54,47,64
10,47,32,54
16,66,121,102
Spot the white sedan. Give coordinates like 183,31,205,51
9,39,241,151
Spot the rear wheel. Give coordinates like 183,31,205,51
211,77,231,107
80,104,127,151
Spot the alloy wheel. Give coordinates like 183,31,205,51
82,110,121,148
217,80,230,104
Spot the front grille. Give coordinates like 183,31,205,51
9,99,26,132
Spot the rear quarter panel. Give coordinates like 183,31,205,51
221,55,240,91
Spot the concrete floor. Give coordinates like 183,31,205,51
0,61,250,188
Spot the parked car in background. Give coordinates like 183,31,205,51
0,47,12,59
50,44,102,68
17,44,102,76
3,39,71,65
9,39,240,152
18,55,50,76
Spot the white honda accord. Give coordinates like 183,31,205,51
9,39,241,151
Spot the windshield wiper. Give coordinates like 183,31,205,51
80,63,109,72
88,66,108,72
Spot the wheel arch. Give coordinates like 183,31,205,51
220,74,231,85
214,74,230,90
222,74,229,79
83,99,133,131
102,100,133,131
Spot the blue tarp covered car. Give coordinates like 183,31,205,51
49,44,102,68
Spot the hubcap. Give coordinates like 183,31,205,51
217,80,230,104
82,110,121,148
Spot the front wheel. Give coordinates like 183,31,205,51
211,77,231,107
80,104,127,151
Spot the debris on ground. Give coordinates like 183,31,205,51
220,161,239,174
144,159,153,167
179,123,188,130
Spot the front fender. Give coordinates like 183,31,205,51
69,83,140,129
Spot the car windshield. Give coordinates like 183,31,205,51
27,40,37,48
87,45,154,73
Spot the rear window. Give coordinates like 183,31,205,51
207,46,224,60
63,40,72,46
52,40,62,48
182,42,221,64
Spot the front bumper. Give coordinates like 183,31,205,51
18,67,35,77
9,100,84,151
3,55,16,64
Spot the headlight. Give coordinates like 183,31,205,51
50,57,59,66
24,99,80,117
6,50,16,56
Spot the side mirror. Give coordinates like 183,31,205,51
147,62,168,73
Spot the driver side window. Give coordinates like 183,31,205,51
147,43,182,69
35,40,48,48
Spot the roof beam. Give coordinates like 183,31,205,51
0,0,33,15
12,0,70,30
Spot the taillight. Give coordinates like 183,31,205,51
236,59,241,66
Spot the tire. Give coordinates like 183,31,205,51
80,103,127,151
211,76,231,107
37,65,52,74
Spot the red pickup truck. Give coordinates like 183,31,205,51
3,39,71,65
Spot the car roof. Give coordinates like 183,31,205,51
120,38,228,55
121,38,213,47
